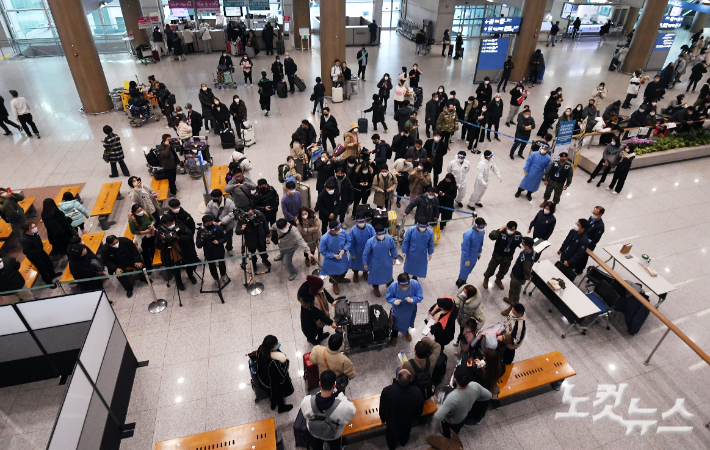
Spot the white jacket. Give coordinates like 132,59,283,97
182,29,194,44
330,65,342,82
446,159,471,187
201,27,211,40
474,155,500,187
300,392,357,440
394,85,406,102
626,76,641,95
230,151,253,179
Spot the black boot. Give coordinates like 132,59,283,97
515,188,523,198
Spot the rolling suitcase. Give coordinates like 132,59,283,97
371,208,388,230
242,125,256,147
303,352,320,390
276,40,285,55
277,81,288,98
294,409,311,448
355,204,374,220
349,301,371,334
370,305,389,341
220,127,237,149
358,112,368,134
245,45,255,58
447,44,454,56
332,86,343,103
248,354,269,402
294,75,306,92
296,181,311,208
152,49,160,61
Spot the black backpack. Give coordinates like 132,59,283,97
384,143,392,160
410,358,434,400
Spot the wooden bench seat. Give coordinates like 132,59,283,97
0,197,37,238
496,351,575,400
90,182,122,230
0,220,11,239
211,165,229,192
20,240,52,288
60,232,105,283
342,394,437,437
54,186,81,204
151,177,169,202
154,417,276,450
124,225,162,266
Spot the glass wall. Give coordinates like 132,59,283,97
452,4,519,38
346,0,373,20
382,0,401,29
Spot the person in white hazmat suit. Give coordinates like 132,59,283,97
466,150,501,211
446,150,471,207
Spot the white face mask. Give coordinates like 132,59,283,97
574,224,580,231
279,227,289,234
202,87,207,91
136,211,144,217
111,243,119,249
348,163,355,168
333,228,343,235
167,224,175,229
353,128,358,133
495,97,501,102
382,171,389,176
322,156,328,162
591,214,600,220
482,108,487,112
288,161,295,167
438,89,443,93
326,189,334,195
459,292,467,301
427,194,435,200
376,234,385,241
289,190,296,195
171,208,180,214
506,229,514,235
417,225,427,231
544,209,550,215
301,214,309,219
524,114,531,119
0,260,3,270
356,223,366,229
540,150,547,155
485,80,489,85
434,137,440,142
29,227,38,234
418,166,424,170
384,76,389,80
577,107,582,111
362,169,369,174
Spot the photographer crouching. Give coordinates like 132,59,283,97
196,214,230,285
101,235,147,298
156,213,200,291
234,206,271,272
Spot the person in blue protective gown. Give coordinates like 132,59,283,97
362,224,398,297
401,222,434,279
348,213,376,283
456,217,487,288
515,144,552,201
319,219,352,295
386,273,424,345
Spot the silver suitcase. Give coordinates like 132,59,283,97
242,125,256,147
296,181,311,209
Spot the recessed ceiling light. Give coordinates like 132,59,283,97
665,268,670,272
177,377,184,383
239,383,246,389
610,227,615,230
609,364,616,371
675,183,679,186
627,194,632,198
175,396,182,403
652,188,656,191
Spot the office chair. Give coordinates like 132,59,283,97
581,281,620,335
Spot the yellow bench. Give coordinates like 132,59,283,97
60,232,105,283
151,177,169,202
124,224,162,266
0,220,11,239
20,240,53,288
90,182,122,230
154,418,276,450
54,186,82,204
0,197,37,238
342,395,437,437
497,351,576,400
211,165,229,191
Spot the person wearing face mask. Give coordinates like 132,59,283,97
392,129,414,162
528,49,544,87
372,165,398,210
255,335,295,413
361,224,397,297
270,218,313,281
315,153,335,193
607,149,636,194
392,155,414,207
156,214,199,291
460,96,479,146
435,173,457,229
387,273,424,344
476,77,493,105
501,237,534,316
219,51,234,74
424,93,439,138
229,95,247,140
406,140,427,165
453,32,464,60
20,221,60,286
437,103,459,151
515,142,551,201
498,56,514,92
331,59,343,87
230,143,253,179
401,220,434,280
235,205,271,272
315,181,341,234
198,84,216,131
643,75,664,104
258,71,274,116
540,151,573,206
587,135,621,187
342,123,361,159
271,55,284,83
67,243,105,293
281,156,302,193
505,83,527,127
211,97,230,135
555,107,573,136
499,303,526,365
199,23,212,54
351,161,374,209
455,217,487,288
436,86,448,113
195,214,229,285
482,221,522,290
253,179,280,226
364,94,388,133
473,102,490,151
225,167,256,208
582,99,599,133
296,207,321,266
326,166,354,224
240,54,254,86
357,46,368,81
557,219,590,274
205,189,236,255
128,204,157,271
405,183,439,226
281,180,303,225
427,297,459,348
404,110,419,141
101,235,146,298
377,73,394,110
319,220,352,294
467,150,501,211
393,79,407,115
591,82,608,111
167,198,195,234
394,99,413,133
348,213,375,283
319,106,340,153
370,134,389,170
627,104,647,128
446,151,471,208
407,160,432,202
455,284,485,335
487,94,504,141
424,131,447,185
185,103,202,136
537,96,561,138
40,198,77,259
622,71,643,109
509,109,536,160
528,201,556,240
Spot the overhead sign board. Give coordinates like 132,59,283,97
482,17,521,34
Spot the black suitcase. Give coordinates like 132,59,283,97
152,169,168,180
294,409,311,447
348,329,374,347
413,87,424,110
371,208,388,230
615,281,651,335
220,128,236,149
356,204,374,220
276,40,285,55
170,138,184,155
432,352,448,386
248,357,269,402
358,112,368,134
349,301,370,334
277,81,288,98
294,75,306,92
369,305,389,341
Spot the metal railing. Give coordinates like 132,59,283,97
0,24,132,59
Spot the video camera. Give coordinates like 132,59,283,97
196,223,216,243
234,207,257,225
156,224,179,243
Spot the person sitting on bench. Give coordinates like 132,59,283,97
299,370,357,450
309,333,356,392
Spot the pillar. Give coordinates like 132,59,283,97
691,12,710,34
120,0,149,48
510,0,547,82
320,0,346,96
623,0,668,74
623,7,640,35
46,0,113,113
293,0,311,50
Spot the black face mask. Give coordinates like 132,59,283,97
336,175,345,180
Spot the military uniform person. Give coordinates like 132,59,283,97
541,152,573,206
502,237,534,316
482,221,522,290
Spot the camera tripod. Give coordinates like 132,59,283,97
199,261,230,303
239,234,267,295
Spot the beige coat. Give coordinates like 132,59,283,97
297,216,321,252
309,345,356,379
371,172,398,208
408,168,431,198
129,186,160,214
342,132,359,159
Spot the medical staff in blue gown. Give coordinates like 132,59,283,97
348,214,375,282
386,273,424,345
362,224,398,297
456,217,487,288
401,223,434,279
515,146,552,201
319,220,352,295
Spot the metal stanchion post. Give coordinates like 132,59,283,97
643,327,671,366
144,268,168,313
246,256,264,296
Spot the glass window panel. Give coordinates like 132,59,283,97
6,9,51,38
2,0,44,9
454,6,464,20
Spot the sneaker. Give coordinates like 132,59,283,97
36,134,40,139
220,275,230,285
467,205,476,211
605,186,612,191
274,254,283,261
456,202,463,208
611,191,619,195
475,203,483,207
289,272,298,281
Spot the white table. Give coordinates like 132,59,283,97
602,245,675,307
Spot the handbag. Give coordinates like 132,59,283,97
103,135,116,162
433,223,441,244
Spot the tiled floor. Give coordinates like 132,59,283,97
1,29,710,449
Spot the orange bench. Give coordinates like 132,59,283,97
91,182,122,230
211,165,229,191
0,196,37,239
20,240,53,287
151,177,169,202
124,224,162,266
496,351,576,399
342,395,437,437
0,220,11,239
54,186,82,204
154,418,276,450
60,232,105,283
